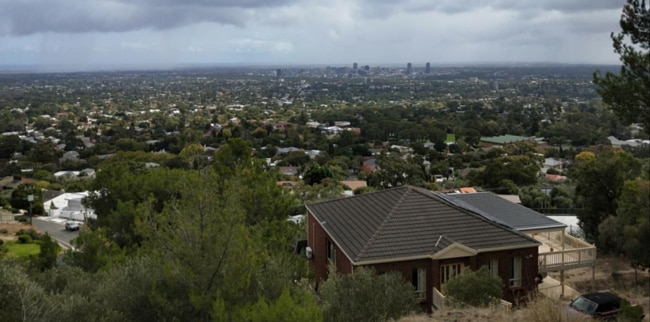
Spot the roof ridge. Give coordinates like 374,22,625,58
355,186,411,260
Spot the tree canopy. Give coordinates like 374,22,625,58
593,0,650,136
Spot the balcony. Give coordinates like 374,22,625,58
532,230,596,273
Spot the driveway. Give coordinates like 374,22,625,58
32,217,80,249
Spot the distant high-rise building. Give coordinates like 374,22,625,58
364,65,370,71
276,68,282,77
406,62,412,75
425,62,431,74
353,62,358,70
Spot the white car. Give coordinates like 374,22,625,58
64,221,80,231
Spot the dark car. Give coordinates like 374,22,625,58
65,221,80,231
566,291,624,320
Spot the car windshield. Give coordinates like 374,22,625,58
571,297,598,314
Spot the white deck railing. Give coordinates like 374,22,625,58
432,287,446,310
433,287,512,315
538,247,596,272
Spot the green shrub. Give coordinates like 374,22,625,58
0,239,4,246
443,266,503,307
0,228,8,234
17,234,32,244
14,215,28,222
320,266,415,322
619,299,644,321
15,229,41,241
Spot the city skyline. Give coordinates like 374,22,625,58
0,0,629,71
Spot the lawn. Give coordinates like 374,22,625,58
3,241,40,258
446,134,456,143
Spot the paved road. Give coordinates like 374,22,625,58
32,217,79,248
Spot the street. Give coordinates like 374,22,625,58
32,217,79,248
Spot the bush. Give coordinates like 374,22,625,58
0,239,4,246
619,299,644,321
0,228,8,234
320,266,415,322
443,267,503,307
16,229,41,241
14,215,28,222
17,234,33,244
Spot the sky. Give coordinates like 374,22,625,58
0,0,628,70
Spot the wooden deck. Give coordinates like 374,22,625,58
533,231,596,273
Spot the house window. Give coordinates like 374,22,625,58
510,256,522,287
411,268,426,299
326,239,336,264
488,259,499,279
441,263,463,285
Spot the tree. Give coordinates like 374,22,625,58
593,0,650,137
10,184,43,215
135,172,256,320
367,153,427,189
572,149,640,241
443,266,503,307
303,163,334,185
320,267,415,322
31,233,61,272
28,140,59,164
598,180,650,279
0,258,57,322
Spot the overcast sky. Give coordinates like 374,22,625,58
0,0,627,70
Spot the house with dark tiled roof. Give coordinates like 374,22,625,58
306,186,541,310
442,191,596,296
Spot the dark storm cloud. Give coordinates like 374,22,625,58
0,0,296,35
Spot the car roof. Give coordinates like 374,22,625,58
581,292,621,305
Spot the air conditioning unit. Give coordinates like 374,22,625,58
305,247,313,259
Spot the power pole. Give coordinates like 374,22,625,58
27,194,34,225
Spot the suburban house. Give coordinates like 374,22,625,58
306,186,542,310
442,191,596,296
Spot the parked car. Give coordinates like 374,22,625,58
65,221,80,231
565,291,639,320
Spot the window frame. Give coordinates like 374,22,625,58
326,239,336,265
412,268,427,299
488,258,499,279
509,256,522,288
440,263,463,285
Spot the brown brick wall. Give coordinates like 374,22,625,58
475,246,539,303
366,259,434,310
307,212,353,285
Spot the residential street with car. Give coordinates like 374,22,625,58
32,217,80,249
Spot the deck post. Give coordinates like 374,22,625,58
591,264,595,291
560,270,564,298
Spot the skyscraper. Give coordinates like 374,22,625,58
353,62,358,70
425,62,431,74
406,62,412,75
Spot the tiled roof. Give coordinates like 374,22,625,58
480,135,532,145
442,192,566,231
307,186,539,263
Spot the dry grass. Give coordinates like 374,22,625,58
522,296,584,322
399,296,587,322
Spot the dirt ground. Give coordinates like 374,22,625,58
0,222,41,242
